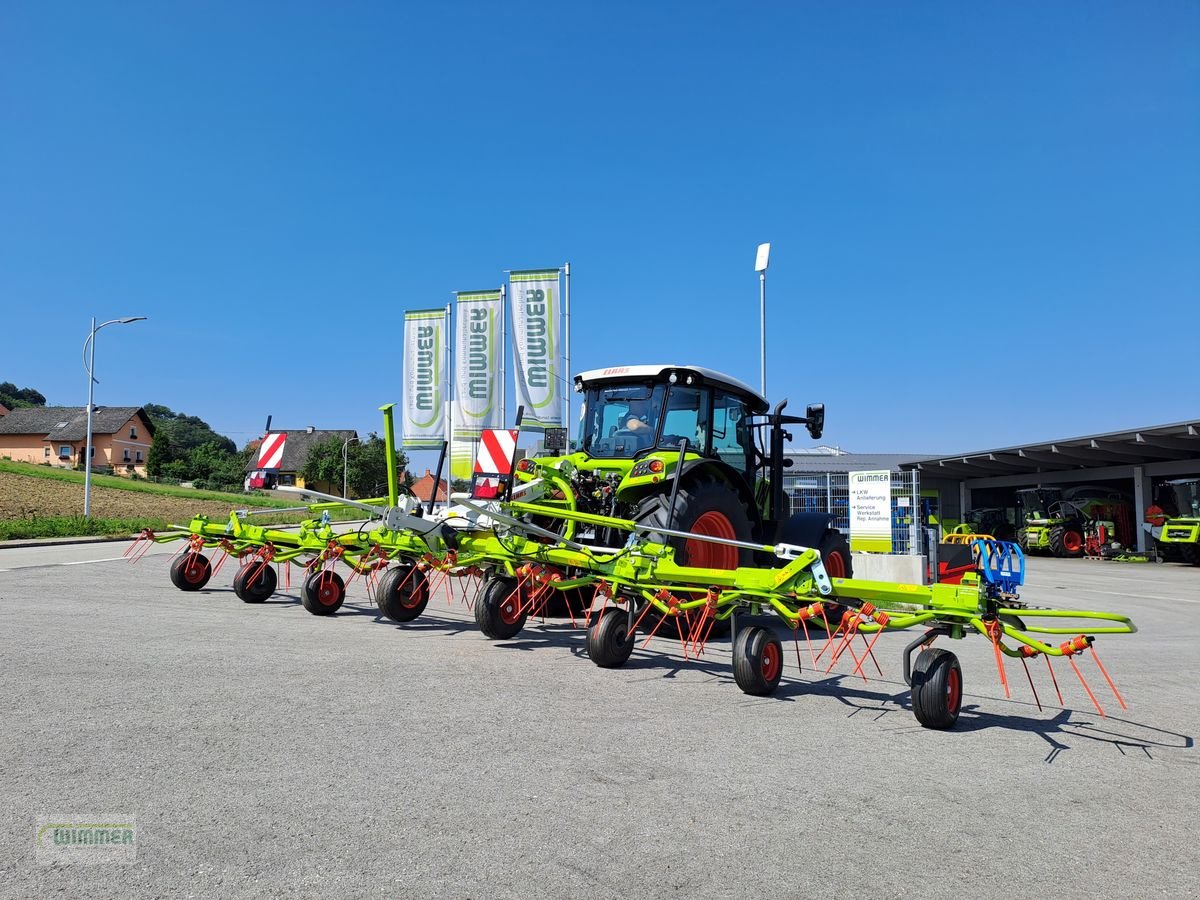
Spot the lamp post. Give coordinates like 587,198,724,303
83,316,147,517
754,243,770,396
342,436,360,499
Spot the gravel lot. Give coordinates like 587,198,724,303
1,544,1197,898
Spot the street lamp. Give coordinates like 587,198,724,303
83,316,147,517
342,436,360,499
754,242,770,396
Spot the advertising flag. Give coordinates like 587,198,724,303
509,268,562,429
452,290,502,439
402,309,448,448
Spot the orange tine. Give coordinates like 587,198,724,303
1044,655,1065,706
814,607,841,663
1020,658,1043,712
696,611,719,658
992,638,1011,699
799,615,817,666
852,629,885,678
1068,656,1106,717
791,623,803,674
1089,647,1127,710
675,615,688,660
629,600,658,636
639,608,671,649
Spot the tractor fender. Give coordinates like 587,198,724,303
775,512,836,549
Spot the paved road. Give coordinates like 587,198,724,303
1,542,1197,898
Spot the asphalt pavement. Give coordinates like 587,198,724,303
1,541,1197,898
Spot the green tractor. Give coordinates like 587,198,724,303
517,364,851,579
1016,486,1134,558
1155,478,1200,565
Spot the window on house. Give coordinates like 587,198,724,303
44,447,51,458
135,451,143,462
130,425,137,439
124,449,131,461
89,446,95,458
59,446,71,459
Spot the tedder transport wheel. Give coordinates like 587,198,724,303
587,608,636,668
375,565,430,622
911,647,963,729
233,563,277,603
301,570,346,616
1049,525,1085,558
474,575,527,640
732,625,784,696
170,553,212,591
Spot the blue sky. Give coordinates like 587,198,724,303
2,2,1196,467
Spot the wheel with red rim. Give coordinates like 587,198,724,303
301,570,346,616
1049,525,1085,558
474,575,527,640
375,565,429,622
233,563,276,603
732,625,784,696
911,647,963,729
170,553,212,591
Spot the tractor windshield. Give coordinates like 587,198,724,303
578,383,667,458
1167,480,1200,518
1017,489,1061,520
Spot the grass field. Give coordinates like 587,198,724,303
0,460,361,540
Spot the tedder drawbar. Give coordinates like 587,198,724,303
127,365,1138,730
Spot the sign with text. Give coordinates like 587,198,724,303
509,268,562,430
848,469,892,552
402,309,448,448
452,290,502,439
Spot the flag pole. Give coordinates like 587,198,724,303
563,261,571,434
500,283,508,428
445,301,453,507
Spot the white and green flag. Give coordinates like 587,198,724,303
509,268,562,429
453,290,502,439
402,308,448,448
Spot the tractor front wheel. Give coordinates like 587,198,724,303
475,575,527,640
170,553,212,591
1049,525,1084,558
732,625,784,696
586,608,636,668
1180,543,1200,566
911,647,963,729
1016,528,1029,553
301,570,345,615
375,565,430,622
233,563,277,603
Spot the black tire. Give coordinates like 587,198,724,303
815,529,853,579
1016,528,1029,553
634,476,754,569
732,625,784,696
586,608,636,668
375,565,430,622
474,575,526,640
1156,540,1181,562
911,647,963,729
170,553,212,591
1048,525,1084,558
233,563,277,603
301,570,345,615
1181,543,1200,566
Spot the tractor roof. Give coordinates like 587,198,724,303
574,365,768,413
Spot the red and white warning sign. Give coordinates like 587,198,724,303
472,429,518,499
257,432,287,470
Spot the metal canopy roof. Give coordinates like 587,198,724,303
902,420,1200,479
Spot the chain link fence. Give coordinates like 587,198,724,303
782,469,923,554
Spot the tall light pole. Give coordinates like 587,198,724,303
754,243,770,396
83,316,147,517
342,436,360,499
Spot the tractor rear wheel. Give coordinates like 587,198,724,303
170,553,212,591
375,565,430,622
233,563,276,603
634,476,754,570
911,647,963,729
475,575,526,640
1049,525,1085,558
1016,528,1029,553
1181,543,1200,566
587,608,636,668
732,625,784,696
301,570,345,615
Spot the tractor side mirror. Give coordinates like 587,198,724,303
805,403,825,440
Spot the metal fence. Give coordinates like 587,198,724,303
782,469,923,555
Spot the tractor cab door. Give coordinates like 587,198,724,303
710,390,755,484
659,385,709,454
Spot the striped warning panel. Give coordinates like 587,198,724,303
257,432,287,470
472,429,518,499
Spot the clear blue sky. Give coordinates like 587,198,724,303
2,2,1196,467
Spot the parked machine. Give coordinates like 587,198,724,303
1016,486,1135,559
1155,478,1200,565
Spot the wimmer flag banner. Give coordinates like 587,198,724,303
452,290,503,439
509,268,563,429
402,308,448,449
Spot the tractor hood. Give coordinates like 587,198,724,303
574,364,768,414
